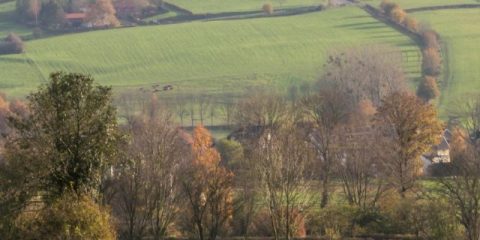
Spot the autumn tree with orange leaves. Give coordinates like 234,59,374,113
375,92,443,197
85,0,120,27
181,125,234,240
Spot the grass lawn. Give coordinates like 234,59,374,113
361,0,479,9
0,1,31,38
167,0,325,14
0,7,421,100
411,9,480,114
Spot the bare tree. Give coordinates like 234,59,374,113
198,95,212,125
29,0,41,26
337,100,388,209
301,88,350,208
251,117,315,240
115,106,183,239
322,45,406,107
440,96,480,240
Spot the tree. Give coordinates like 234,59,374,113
86,0,120,27
321,45,406,107
115,105,184,239
14,194,116,240
404,16,419,32
250,119,315,240
379,0,399,15
437,127,480,240
0,33,25,54
234,91,288,131
28,0,41,26
375,92,443,197
337,100,388,209
422,47,442,76
417,76,440,102
181,125,234,240
39,0,65,29
390,7,406,24
302,88,350,208
6,72,120,199
262,3,273,15
422,30,440,50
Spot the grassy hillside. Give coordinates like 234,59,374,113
0,7,420,98
166,0,325,14
361,0,479,9
411,9,480,113
0,1,31,38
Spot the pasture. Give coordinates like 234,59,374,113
166,0,325,14
411,8,480,114
0,7,421,100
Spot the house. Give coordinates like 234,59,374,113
425,129,452,164
65,13,87,28
421,129,452,176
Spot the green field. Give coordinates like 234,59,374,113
0,7,421,99
411,9,480,113
0,1,31,38
361,0,479,9
167,0,325,13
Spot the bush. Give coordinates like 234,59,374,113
417,75,440,102
422,47,442,76
307,204,357,238
250,208,306,237
422,30,440,50
13,194,116,240
380,0,399,15
390,7,406,24
404,16,419,32
0,33,24,55
262,3,274,15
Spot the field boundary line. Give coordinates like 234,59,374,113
405,4,480,13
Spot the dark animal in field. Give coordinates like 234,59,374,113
163,85,173,91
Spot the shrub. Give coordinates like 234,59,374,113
308,204,357,238
417,75,440,102
390,7,406,24
262,3,273,15
13,194,116,240
422,30,440,50
250,208,306,237
422,47,442,76
380,0,399,15
0,33,24,55
404,16,419,32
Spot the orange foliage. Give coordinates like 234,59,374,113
422,47,442,76
192,125,221,167
262,3,273,15
417,75,440,102
86,0,120,27
422,30,440,50
404,16,419,32
390,7,406,24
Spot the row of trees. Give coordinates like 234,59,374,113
380,0,442,103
